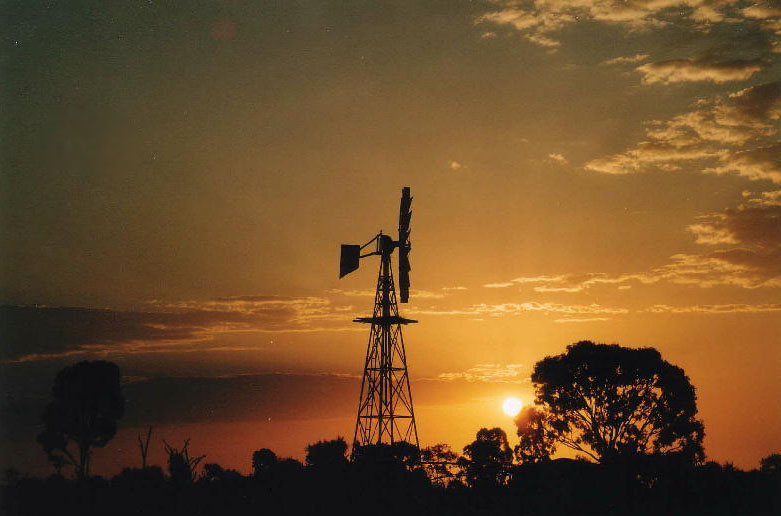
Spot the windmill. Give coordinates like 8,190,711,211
339,187,419,454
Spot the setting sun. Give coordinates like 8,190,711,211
502,397,522,417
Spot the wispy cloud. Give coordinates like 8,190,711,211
705,143,781,183
476,1,779,53
0,296,362,363
601,53,649,66
553,317,611,323
437,363,526,383
636,59,764,85
548,153,568,164
410,302,628,317
646,303,781,314
585,82,781,180
487,192,781,293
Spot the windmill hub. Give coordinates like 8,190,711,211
339,187,419,456
379,234,395,255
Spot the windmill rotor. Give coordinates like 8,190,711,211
338,187,414,303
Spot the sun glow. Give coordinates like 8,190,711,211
502,397,522,417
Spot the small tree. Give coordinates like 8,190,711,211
760,453,781,474
530,341,705,464
252,448,277,477
163,439,206,485
305,437,348,471
458,427,513,488
37,361,125,479
137,426,153,469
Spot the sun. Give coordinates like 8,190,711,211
502,397,522,417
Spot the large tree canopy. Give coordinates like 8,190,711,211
521,341,704,464
37,360,125,478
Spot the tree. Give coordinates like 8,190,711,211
37,361,125,479
760,453,781,474
137,426,153,469
252,448,278,477
421,443,459,484
514,406,556,464
530,341,704,464
305,437,348,471
458,427,513,487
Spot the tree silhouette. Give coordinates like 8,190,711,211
760,453,781,474
421,443,459,484
36,361,125,479
305,437,348,471
251,448,277,478
514,406,556,464
137,426,153,469
163,439,206,485
530,340,704,464
458,427,513,487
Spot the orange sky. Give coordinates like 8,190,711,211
1,0,779,476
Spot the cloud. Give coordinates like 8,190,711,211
510,275,566,284
636,58,764,85
437,363,526,383
743,189,781,207
585,82,781,178
688,218,740,245
585,142,721,175
525,33,561,49
705,143,781,183
407,301,628,318
449,160,463,170
483,282,515,288
601,53,649,66
548,153,568,164
488,190,781,291
726,82,781,124
441,286,468,291
688,199,781,249
741,5,781,20
476,1,778,52
0,296,360,363
646,303,781,313
553,317,611,323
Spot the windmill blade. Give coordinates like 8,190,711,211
398,187,412,302
399,249,411,303
399,187,412,239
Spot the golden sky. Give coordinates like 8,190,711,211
1,0,779,475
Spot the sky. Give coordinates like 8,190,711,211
1,0,779,476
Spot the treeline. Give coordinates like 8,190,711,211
3,436,780,516
3,342,780,515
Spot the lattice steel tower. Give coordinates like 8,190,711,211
339,187,419,454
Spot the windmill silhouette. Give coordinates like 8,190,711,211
339,187,419,455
